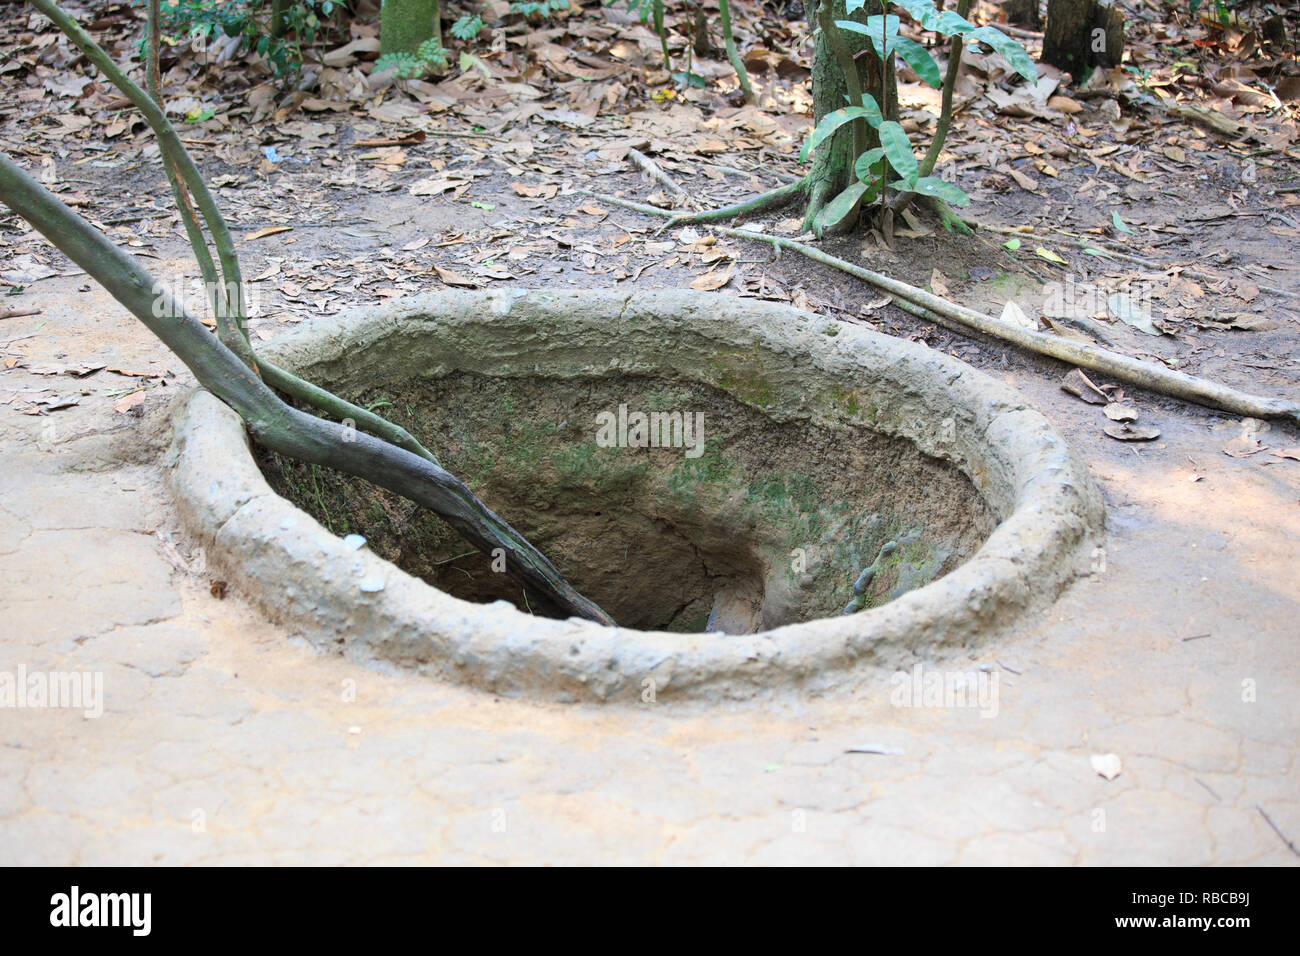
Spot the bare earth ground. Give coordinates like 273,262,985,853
2,2,1299,864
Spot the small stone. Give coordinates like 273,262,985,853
1091,753,1123,780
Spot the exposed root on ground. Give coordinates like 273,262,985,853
578,191,1300,425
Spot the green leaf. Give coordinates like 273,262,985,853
890,0,938,24
1082,246,1112,258
799,101,882,162
814,180,871,234
890,35,942,88
893,0,972,34
835,15,901,40
853,147,886,183
965,26,1037,82
845,0,867,12
931,10,975,35
1111,211,1134,234
1004,237,1021,251
839,16,935,65
878,121,918,186
910,175,970,207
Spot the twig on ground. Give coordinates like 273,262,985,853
1257,804,1300,858
582,181,808,228
706,163,802,185
627,148,690,201
0,308,41,320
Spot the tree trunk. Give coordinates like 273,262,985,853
269,0,290,37
803,0,887,234
380,0,441,57
995,0,1040,30
1042,0,1124,78
693,6,713,57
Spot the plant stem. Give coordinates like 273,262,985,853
919,0,970,178
653,0,671,70
718,0,755,104
879,0,889,215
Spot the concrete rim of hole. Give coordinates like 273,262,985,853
166,289,1104,702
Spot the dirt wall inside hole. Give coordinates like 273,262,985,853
258,372,996,632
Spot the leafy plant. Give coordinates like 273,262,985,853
1189,0,1241,27
511,0,568,19
373,35,449,77
151,0,342,76
449,13,483,40
801,0,1032,221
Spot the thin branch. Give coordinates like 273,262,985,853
627,148,689,200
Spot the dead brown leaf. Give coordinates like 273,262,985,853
691,265,733,292
1062,368,1110,405
1104,424,1160,441
113,390,147,414
1223,435,1265,458
409,177,469,197
434,266,479,288
244,225,292,241
510,182,559,199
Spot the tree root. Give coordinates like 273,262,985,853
584,192,1299,423
971,219,1300,303
17,0,615,625
678,177,808,224
718,226,1300,424
260,361,442,466
0,154,615,625
583,178,810,229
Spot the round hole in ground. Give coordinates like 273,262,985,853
257,372,997,633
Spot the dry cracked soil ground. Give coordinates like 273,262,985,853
1,217,1297,864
